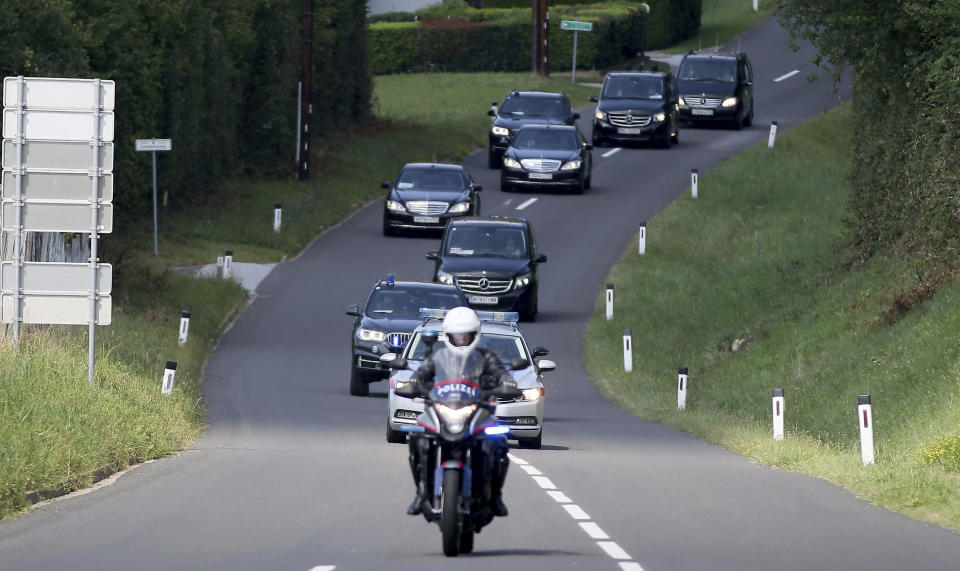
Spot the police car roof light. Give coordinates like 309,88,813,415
476,311,519,324
386,274,395,287
419,307,448,320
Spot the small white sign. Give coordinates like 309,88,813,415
135,139,172,152
1,292,111,325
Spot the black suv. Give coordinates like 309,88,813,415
381,163,482,235
346,276,467,396
676,52,754,129
426,217,546,321
488,91,579,168
589,71,680,148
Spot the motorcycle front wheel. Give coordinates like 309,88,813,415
441,469,462,557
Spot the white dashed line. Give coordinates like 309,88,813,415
774,70,800,82
546,490,571,503
598,541,632,560
503,198,514,206
579,522,610,540
601,147,622,158
308,566,336,571
516,197,538,210
519,465,542,475
619,562,646,571
563,504,591,520
507,454,527,465
531,476,556,489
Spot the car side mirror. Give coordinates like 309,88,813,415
537,359,557,373
346,304,360,316
425,250,440,261
589,95,598,102
585,144,593,151
572,112,581,120
381,181,391,189
533,253,547,264
473,184,483,192
532,346,549,357
380,353,397,363
389,357,409,370
488,109,496,116
509,358,529,371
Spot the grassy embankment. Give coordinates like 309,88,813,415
582,104,960,530
666,0,776,54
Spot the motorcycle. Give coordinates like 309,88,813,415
394,331,524,557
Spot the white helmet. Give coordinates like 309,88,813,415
442,306,481,356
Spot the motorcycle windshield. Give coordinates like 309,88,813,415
429,380,480,408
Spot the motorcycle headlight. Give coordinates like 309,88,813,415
435,404,477,433
514,273,532,289
491,125,509,136
522,387,543,401
503,157,521,169
357,328,386,342
448,202,470,214
436,270,454,285
385,200,405,212
560,160,581,171
653,112,666,123
678,96,688,107
594,110,606,121
722,97,738,108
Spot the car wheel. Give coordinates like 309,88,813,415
500,177,513,193
744,103,754,127
671,126,679,145
386,423,406,444
584,172,592,190
591,132,605,148
382,218,395,237
519,294,538,322
488,149,500,169
349,366,369,397
518,432,542,449
732,109,744,130
573,178,585,194
657,131,671,149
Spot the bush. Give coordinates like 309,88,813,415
918,431,960,472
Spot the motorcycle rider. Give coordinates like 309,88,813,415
406,306,517,518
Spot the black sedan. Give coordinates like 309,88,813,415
382,163,482,236
500,125,593,194
590,71,680,148
346,276,467,396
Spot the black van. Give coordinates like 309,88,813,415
676,52,754,129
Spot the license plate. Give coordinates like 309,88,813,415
529,173,553,180
617,127,642,134
469,295,499,305
413,216,440,223
691,108,714,116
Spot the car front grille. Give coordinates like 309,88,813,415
386,332,412,348
685,96,724,107
405,200,448,215
608,112,651,127
519,159,561,172
456,276,513,295
357,355,386,369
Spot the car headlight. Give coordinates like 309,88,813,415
357,328,386,342
560,160,581,171
514,273,532,289
385,200,405,212
521,387,543,401
653,112,666,123
436,270,454,285
594,110,606,121
491,126,509,136
435,404,476,434
678,96,687,107
503,157,521,169
448,202,470,214
722,97,738,108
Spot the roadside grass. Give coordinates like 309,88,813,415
583,104,960,530
666,0,777,54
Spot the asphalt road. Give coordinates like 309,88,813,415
3,18,960,571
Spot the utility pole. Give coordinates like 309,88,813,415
299,0,313,180
532,0,549,76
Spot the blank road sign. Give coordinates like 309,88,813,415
2,77,115,110
1,170,113,202
2,140,114,171
135,139,172,152
1,108,115,141
1,293,111,325
1,201,113,233
1,262,112,294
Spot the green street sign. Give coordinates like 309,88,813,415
560,20,592,32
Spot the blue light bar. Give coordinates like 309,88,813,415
476,311,519,323
386,273,395,287
483,425,510,436
419,307,447,320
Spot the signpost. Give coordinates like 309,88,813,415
135,139,172,256
560,19,593,84
2,76,115,381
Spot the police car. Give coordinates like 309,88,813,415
382,309,555,448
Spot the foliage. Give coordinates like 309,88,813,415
918,430,960,472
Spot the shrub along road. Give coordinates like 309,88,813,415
2,17,959,570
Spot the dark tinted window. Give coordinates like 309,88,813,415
499,96,569,119
397,168,466,190
366,287,463,316
444,225,528,258
678,59,737,83
602,76,665,100
513,129,579,150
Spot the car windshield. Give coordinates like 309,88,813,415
678,59,737,83
396,168,466,191
512,129,579,150
407,331,528,365
366,287,463,316
601,76,664,99
499,96,568,119
444,226,528,258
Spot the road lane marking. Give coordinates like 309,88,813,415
619,562,646,570
547,490,571,503
598,541,632,560
516,197,538,210
519,465,542,475
563,504,590,520
532,475,556,489
508,454,527,465
308,567,336,571
503,199,514,206
579,522,610,540
774,70,800,82
602,147,622,158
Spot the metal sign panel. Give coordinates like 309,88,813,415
2,140,114,171
1,170,113,202
560,20,593,31
135,139,172,152
1,108,115,141
1,262,111,294
1,201,113,233
1,293,111,325
3,77,115,110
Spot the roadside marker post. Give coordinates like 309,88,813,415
178,310,191,346
161,360,178,395
858,395,875,465
623,329,632,373
216,256,224,279
691,169,699,198
772,388,784,440
678,367,688,410
274,204,282,233
768,121,778,149
605,284,614,321
638,222,647,255
223,250,233,279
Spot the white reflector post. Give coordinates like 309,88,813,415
691,169,699,198
605,283,614,321
161,360,177,395
223,250,233,279
216,256,224,279
678,367,688,410
768,121,778,149
622,329,632,373
178,310,191,346
638,222,646,255
858,395,875,465
274,203,282,233
772,388,785,440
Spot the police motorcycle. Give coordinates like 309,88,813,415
392,330,525,557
